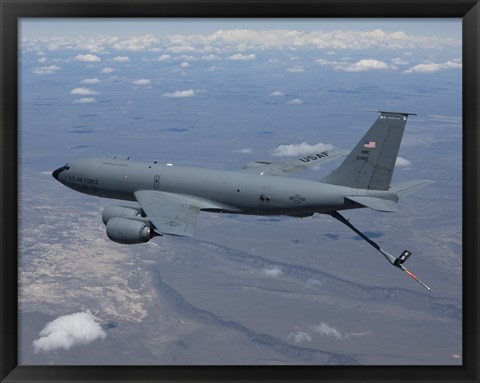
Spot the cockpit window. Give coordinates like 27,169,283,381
63,164,70,170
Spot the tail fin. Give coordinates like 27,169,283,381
321,111,416,191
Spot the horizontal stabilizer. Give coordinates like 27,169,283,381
391,179,434,198
358,109,417,116
345,195,398,212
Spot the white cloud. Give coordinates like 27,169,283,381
392,57,409,65
316,57,394,72
287,331,312,343
100,67,116,73
336,59,390,72
202,54,217,60
262,266,283,277
395,156,412,167
74,54,101,62
180,61,190,68
162,89,195,98
177,55,196,62
80,78,100,84
227,53,256,61
70,87,99,96
272,142,334,157
167,44,197,54
315,58,339,67
208,28,433,51
348,330,372,337
269,91,284,96
112,33,159,52
311,322,345,339
74,97,97,104
208,29,264,43
32,312,106,353
403,59,461,74
132,79,151,86
38,56,48,64
286,66,305,73
215,28,457,51
32,65,61,75
287,99,303,105
157,54,172,62
236,148,253,154
112,56,130,62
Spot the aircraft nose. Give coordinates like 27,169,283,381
52,167,64,181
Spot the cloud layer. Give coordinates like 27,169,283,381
33,312,107,353
22,28,459,55
23,27,460,82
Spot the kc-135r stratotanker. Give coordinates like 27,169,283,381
53,111,432,290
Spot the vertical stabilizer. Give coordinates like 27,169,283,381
321,111,415,191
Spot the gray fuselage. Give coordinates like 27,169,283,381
53,157,398,216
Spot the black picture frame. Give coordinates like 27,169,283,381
1,0,478,382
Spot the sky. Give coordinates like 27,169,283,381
18,18,462,366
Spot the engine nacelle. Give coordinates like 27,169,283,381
106,217,152,245
102,205,143,225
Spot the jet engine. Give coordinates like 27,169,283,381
102,205,144,225
106,217,152,244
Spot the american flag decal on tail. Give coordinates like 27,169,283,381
364,141,376,149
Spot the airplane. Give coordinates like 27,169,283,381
52,110,432,290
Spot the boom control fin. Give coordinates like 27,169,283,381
328,211,431,291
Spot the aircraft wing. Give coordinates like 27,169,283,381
134,190,202,237
242,148,349,176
